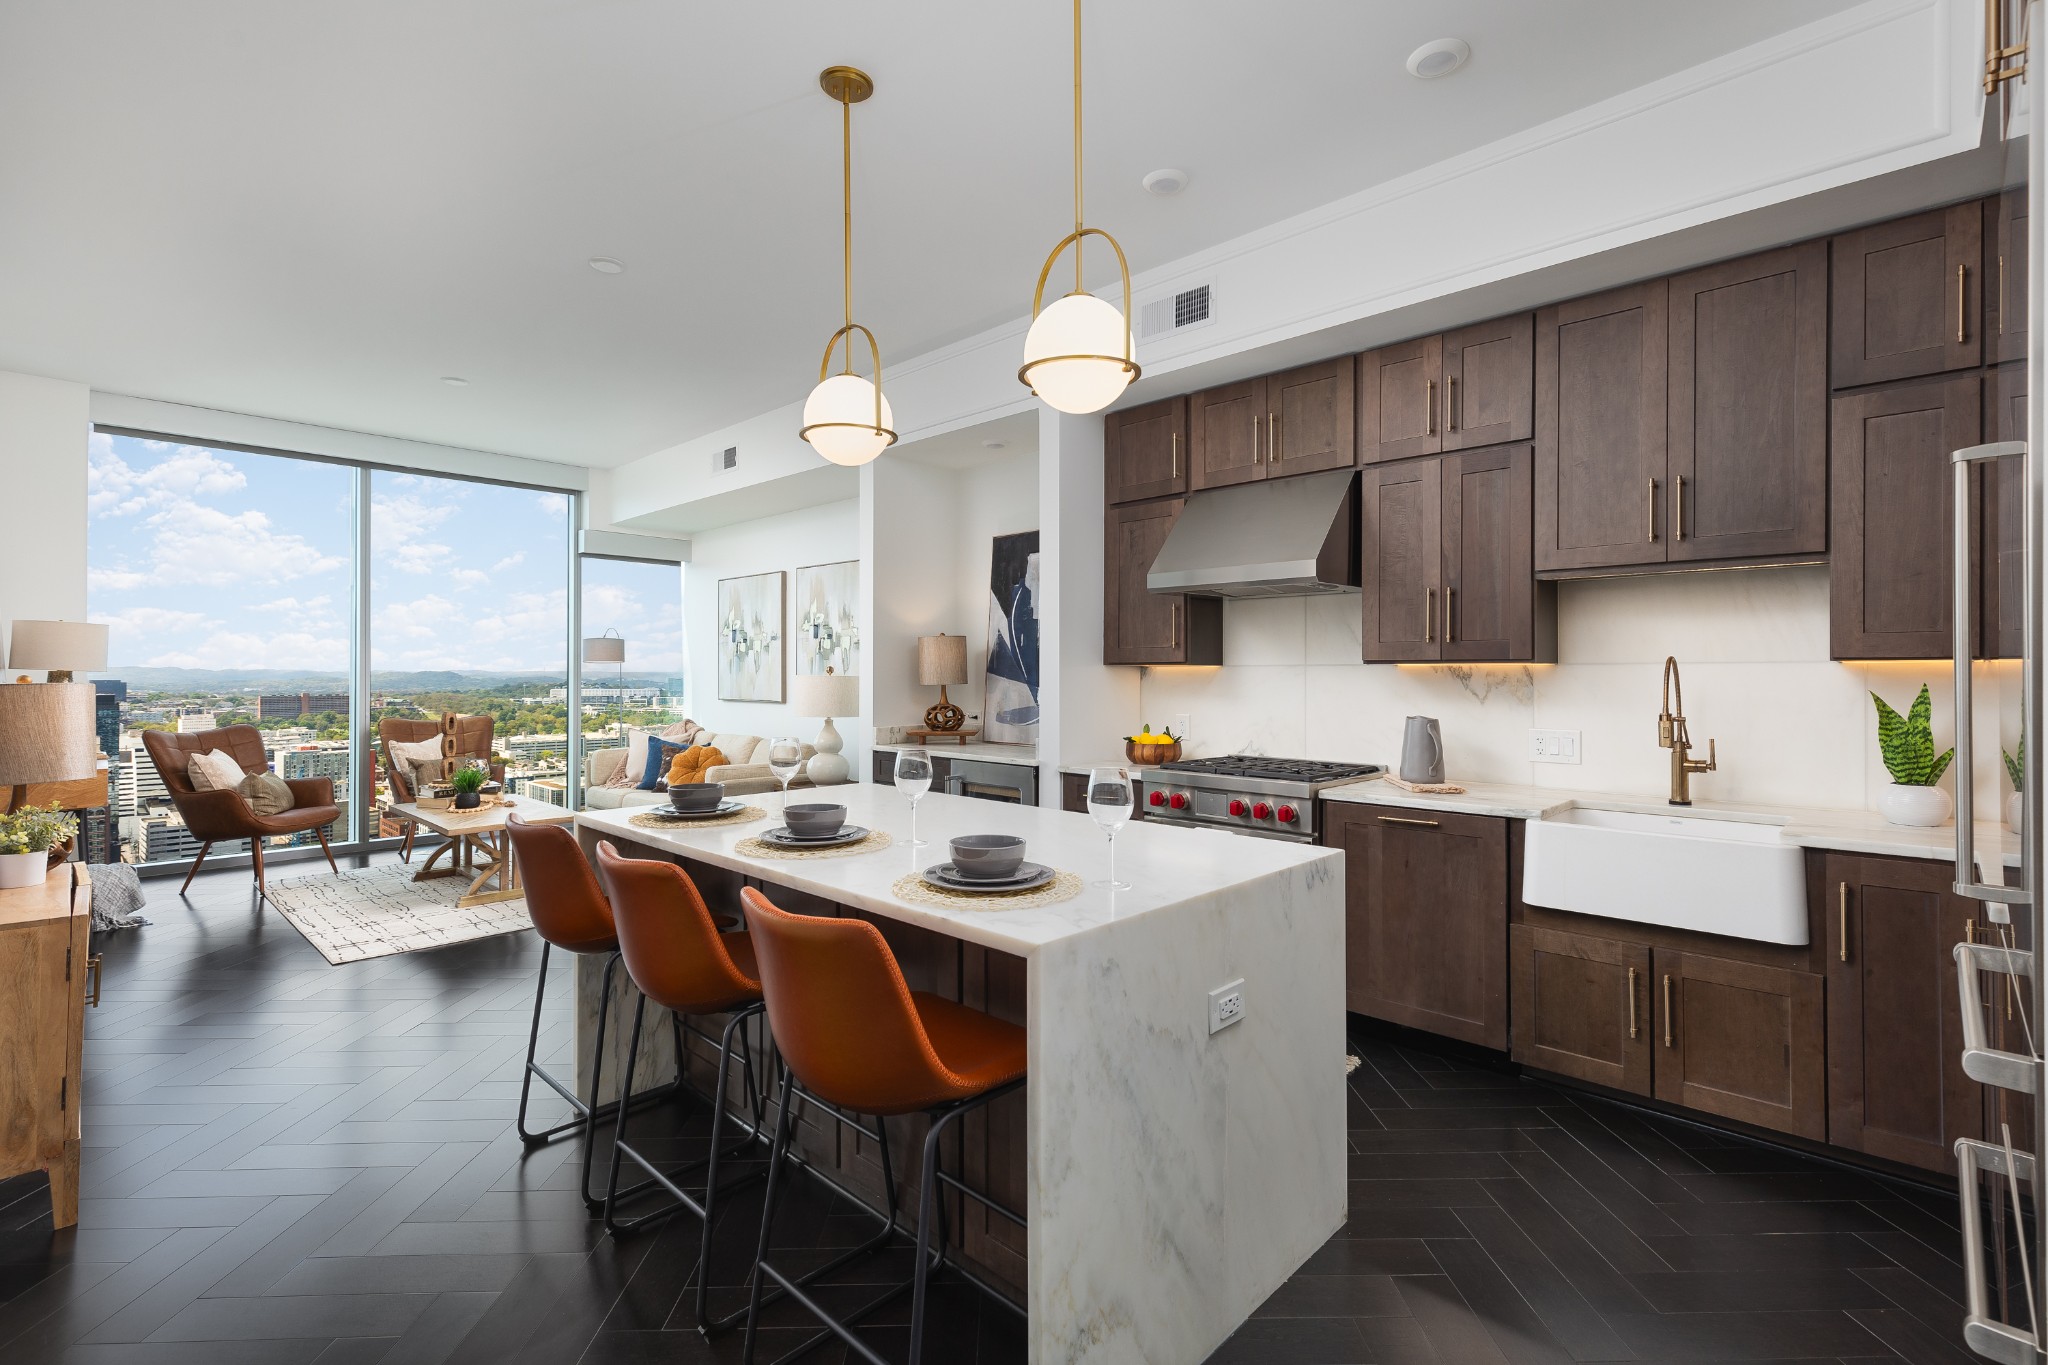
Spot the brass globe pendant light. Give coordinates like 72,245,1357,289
1019,0,1139,415
801,66,897,467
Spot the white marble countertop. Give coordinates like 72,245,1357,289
1320,775,2021,867
872,740,1039,767
578,786,1338,957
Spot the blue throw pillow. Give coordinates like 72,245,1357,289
638,736,689,790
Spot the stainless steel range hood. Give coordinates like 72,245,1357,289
1148,469,1359,598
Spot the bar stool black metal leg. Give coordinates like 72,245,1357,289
517,942,606,1146
574,952,622,1208
741,1066,800,1365
908,1108,952,1365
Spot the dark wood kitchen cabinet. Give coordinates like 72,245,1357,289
1988,191,2029,364
1985,363,2027,660
1829,375,1981,659
1666,242,1829,561
1535,281,1669,571
1652,947,1826,1142
1266,357,1355,475
1105,396,1186,505
1189,378,1266,489
871,749,951,789
1359,315,1533,465
1510,925,1652,1096
1363,447,1554,664
1824,853,1981,1173
1103,499,1221,665
1327,802,1508,1049
1831,203,1982,388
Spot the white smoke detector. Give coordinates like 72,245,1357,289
1406,38,1470,80
1142,168,1189,197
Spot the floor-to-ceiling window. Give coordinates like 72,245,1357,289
578,555,688,773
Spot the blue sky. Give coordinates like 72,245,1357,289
87,433,683,677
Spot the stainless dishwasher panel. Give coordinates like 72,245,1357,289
945,758,1038,806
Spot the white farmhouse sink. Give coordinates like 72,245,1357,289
1521,807,1808,945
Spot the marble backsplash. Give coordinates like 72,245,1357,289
1138,566,2020,816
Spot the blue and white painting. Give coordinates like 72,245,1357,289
981,531,1039,745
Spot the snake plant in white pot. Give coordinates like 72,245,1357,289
1872,685,1954,828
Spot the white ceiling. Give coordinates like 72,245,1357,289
0,0,1864,468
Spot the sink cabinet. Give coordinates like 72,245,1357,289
1509,925,1652,1096
1653,948,1826,1141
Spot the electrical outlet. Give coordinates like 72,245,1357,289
1529,729,1581,764
1173,713,1190,740
1209,979,1246,1035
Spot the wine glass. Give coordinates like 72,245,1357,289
894,747,933,847
1087,765,1134,890
766,737,804,813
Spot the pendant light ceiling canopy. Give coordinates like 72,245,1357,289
801,65,896,467
1019,0,1139,416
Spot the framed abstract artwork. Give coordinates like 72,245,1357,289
981,531,1040,745
793,560,859,676
716,571,785,702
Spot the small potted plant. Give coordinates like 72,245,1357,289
0,803,80,890
2005,734,2025,833
1124,723,1184,767
449,765,488,811
489,753,508,786
1872,685,1955,827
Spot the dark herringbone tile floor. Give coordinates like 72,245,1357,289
0,851,1996,1364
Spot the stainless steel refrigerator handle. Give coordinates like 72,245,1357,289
1957,1136,2041,1365
1955,440,2032,910
1957,940,2040,1094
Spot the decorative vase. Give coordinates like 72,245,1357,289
454,791,481,810
0,851,49,890
2008,791,2024,834
1124,739,1183,767
1879,782,1953,828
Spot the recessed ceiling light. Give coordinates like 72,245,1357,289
1406,38,1470,80
1142,168,1189,197
588,257,625,274
441,376,469,387
982,440,1007,450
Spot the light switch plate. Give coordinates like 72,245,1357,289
1530,729,1581,764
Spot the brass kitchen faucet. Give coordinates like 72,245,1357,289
1659,656,1717,806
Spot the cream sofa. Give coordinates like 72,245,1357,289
581,731,816,809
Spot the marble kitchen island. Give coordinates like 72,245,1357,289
572,788,1344,1365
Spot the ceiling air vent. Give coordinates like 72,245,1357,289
1137,282,1214,342
710,446,738,476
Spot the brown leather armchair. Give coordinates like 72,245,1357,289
141,726,342,896
378,715,494,861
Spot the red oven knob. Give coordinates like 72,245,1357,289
1276,804,1299,824
1251,801,1273,820
1169,792,1189,810
1228,798,1248,817
1148,790,1166,807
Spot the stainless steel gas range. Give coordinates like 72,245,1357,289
1136,756,1384,843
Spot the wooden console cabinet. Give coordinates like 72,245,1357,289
0,864,91,1228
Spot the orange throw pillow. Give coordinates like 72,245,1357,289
666,746,727,786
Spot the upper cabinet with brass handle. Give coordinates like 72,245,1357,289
1104,395,1188,505
1187,358,1354,488
1829,202,1981,389
1361,316,1530,465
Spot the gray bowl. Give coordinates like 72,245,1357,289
784,802,848,836
668,782,725,812
949,834,1025,881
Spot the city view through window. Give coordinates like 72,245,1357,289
85,433,686,867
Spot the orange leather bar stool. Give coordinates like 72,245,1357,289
738,886,1027,1365
592,840,771,1334
504,812,686,1209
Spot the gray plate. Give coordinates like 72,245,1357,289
645,800,746,820
921,862,1055,893
758,824,870,848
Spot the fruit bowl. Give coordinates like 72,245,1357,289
1124,738,1182,766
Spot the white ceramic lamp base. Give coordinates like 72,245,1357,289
806,715,850,786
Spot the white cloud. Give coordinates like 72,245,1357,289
92,605,212,636
89,436,246,518
536,493,569,519
449,568,490,589
144,627,347,671
136,503,346,587
372,492,457,574
492,551,525,572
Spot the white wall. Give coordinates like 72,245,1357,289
683,498,862,769
0,371,91,672
1139,567,2018,816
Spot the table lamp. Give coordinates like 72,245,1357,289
916,633,968,732
0,682,96,813
8,620,109,684
789,667,860,786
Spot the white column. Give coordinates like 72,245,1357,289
0,371,91,669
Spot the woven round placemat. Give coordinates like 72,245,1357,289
889,870,1084,911
626,805,766,832
733,830,894,860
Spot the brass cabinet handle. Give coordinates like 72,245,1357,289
1647,479,1658,541
1426,379,1436,435
1269,411,1279,461
86,954,102,1008
1662,973,1674,1048
1444,586,1454,643
1838,882,1849,961
1999,255,2006,329
1675,476,1685,542
1967,917,1977,944
1170,431,1179,479
1627,965,1639,1040
1448,375,1458,431
1958,263,1968,342
1252,413,1262,464
1424,587,1434,643
1169,601,1179,650
1377,815,1440,827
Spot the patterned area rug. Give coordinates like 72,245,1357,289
266,863,533,965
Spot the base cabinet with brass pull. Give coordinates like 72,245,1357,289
1509,925,1652,1095
1651,947,1826,1141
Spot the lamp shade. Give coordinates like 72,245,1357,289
916,634,969,686
0,682,96,786
8,620,109,673
582,635,626,665
789,670,859,718
802,373,896,467
1020,293,1137,414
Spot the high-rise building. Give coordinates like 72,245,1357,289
93,678,127,703
176,713,217,734
258,693,350,719
139,816,207,864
